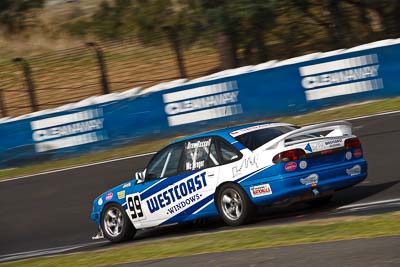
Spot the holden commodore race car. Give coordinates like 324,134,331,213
91,121,367,242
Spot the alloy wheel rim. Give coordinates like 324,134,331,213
103,207,124,237
221,188,243,221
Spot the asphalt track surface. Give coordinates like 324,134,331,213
115,236,400,267
0,112,399,261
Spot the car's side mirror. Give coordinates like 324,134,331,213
135,169,146,183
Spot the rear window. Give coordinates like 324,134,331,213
234,126,298,150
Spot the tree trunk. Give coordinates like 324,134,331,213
392,1,400,37
254,27,268,63
217,32,237,70
358,4,373,42
327,0,348,48
166,28,187,78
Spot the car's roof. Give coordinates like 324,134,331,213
172,122,283,144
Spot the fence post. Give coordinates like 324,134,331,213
86,42,110,95
12,58,38,112
0,89,7,117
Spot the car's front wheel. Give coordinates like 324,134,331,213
217,183,254,226
101,203,136,243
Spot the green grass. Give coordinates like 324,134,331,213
1,212,399,267
1,97,399,181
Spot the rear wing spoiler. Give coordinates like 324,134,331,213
261,120,353,150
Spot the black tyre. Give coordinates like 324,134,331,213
101,203,136,243
216,183,254,226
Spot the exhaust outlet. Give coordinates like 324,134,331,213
312,188,320,196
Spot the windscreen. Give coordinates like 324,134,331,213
234,126,298,150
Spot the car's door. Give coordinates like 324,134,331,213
125,142,184,229
180,137,221,202
178,136,243,217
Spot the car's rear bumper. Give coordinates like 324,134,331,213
242,159,367,206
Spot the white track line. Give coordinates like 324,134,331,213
0,152,156,183
346,109,400,121
1,109,399,183
337,198,400,210
0,241,108,262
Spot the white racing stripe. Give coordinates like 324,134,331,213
139,178,166,195
193,198,214,215
1,109,399,183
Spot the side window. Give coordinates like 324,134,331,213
182,137,220,172
146,143,183,180
208,141,220,167
218,139,241,164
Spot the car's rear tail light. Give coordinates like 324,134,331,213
345,137,363,158
273,149,306,163
345,137,362,149
353,148,363,158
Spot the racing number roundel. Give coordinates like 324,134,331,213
126,194,145,221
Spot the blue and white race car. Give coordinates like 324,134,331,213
91,121,367,242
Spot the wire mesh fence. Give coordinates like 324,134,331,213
0,37,220,118
0,1,399,118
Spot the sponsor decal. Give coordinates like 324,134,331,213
306,138,344,153
123,182,131,189
97,198,103,206
285,162,297,172
184,138,212,171
30,109,107,152
117,191,125,200
230,123,290,137
105,192,113,201
232,155,259,178
304,143,312,152
324,139,342,146
167,194,201,215
250,184,272,197
230,124,275,137
346,165,361,176
299,54,384,101
353,148,363,158
300,173,319,185
162,81,242,126
345,151,352,160
145,172,207,214
299,160,307,169
186,139,211,149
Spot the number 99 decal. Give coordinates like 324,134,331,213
126,194,145,221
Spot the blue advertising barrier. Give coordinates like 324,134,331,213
1,39,399,168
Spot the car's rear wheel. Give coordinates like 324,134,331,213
101,203,136,243
217,183,254,226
